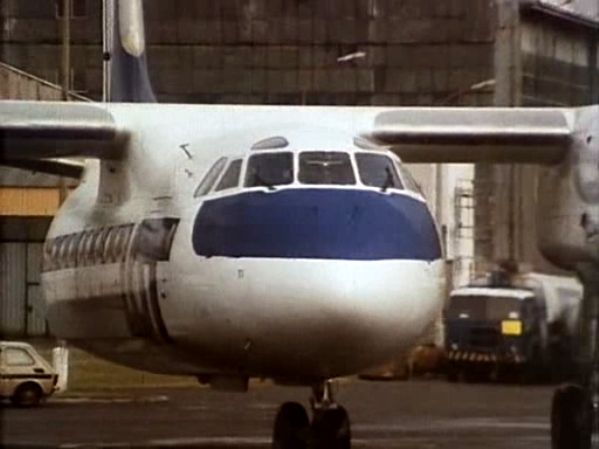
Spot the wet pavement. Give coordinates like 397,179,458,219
0,379,553,448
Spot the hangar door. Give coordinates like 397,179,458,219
0,242,47,337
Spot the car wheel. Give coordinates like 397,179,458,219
11,383,43,407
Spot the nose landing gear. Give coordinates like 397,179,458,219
272,380,351,449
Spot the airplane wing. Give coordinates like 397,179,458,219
367,108,573,164
0,101,128,176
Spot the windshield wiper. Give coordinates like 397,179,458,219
381,167,394,192
254,170,276,191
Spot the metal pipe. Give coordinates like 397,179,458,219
61,0,71,101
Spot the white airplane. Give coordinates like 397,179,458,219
1,2,598,449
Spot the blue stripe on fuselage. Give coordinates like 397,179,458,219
192,188,441,261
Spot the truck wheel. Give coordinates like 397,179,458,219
551,384,590,449
11,383,43,407
446,362,461,382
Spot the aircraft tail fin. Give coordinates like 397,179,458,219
103,0,156,102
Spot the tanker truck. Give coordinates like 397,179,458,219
444,272,582,382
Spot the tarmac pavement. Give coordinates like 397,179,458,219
0,379,553,448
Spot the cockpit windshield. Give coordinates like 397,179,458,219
245,152,293,189
356,153,402,191
298,152,355,185
196,149,414,197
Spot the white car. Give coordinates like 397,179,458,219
0,341,58,406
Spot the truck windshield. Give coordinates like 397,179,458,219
447,295,523,321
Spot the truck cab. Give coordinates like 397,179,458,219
445,272,582,382
445,287,543,379
0,341,58,406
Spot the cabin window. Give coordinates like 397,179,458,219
51,237,64,270
85,230,98,265
77,231,90,266
112,227,125,262
43,239,53,271
355,153,402,190
67,233,81,268
195,157,228,197
103,228,117,263
245,152,293,188
298,152,355,185
58,235,71,269
115,225,132,261
215,159,242,191
94,228,108,264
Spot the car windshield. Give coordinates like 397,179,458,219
447,295,523,321
298,151,355,185
245,152,293,188
356,153,402,190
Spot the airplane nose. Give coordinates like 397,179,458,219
235,258,445,379
186,188,444,379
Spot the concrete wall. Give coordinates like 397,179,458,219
476,6,598,277
0,0,496,105
0,0,497,289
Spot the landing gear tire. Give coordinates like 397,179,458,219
272,402,310,449
550,384,591,449
310,406,351,449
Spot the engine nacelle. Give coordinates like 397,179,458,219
537,106,599,270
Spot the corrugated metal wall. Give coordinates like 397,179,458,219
26,243,46,336
0,242,48,337
0,243,27,335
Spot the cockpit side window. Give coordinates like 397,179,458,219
298,152,355,185
245,152,293,188
194,157,228,197
215,159,242,191
396,162,423,194
355,153,402,191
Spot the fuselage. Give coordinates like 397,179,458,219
41,103,445,383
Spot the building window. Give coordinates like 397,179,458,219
55,0,87,18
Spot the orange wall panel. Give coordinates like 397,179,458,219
0,188,61,216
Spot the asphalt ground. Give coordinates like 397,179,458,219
0,379,553,449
